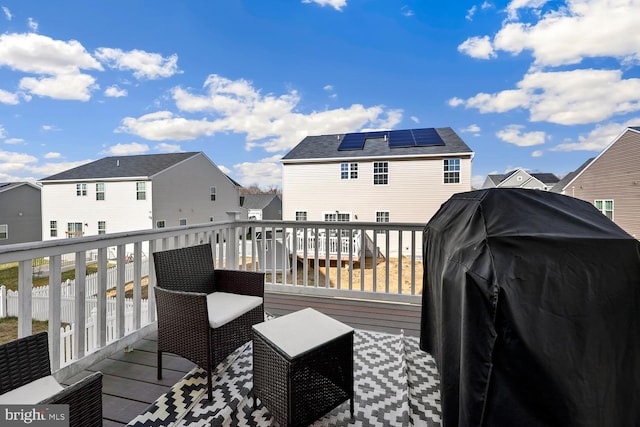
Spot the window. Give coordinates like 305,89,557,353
156,220,166,228
594,200,614,220
376,211,390,234
98,221,106,235
444,158,460,184
66,222,83,238
76,183,87,196
373,162,388,185
50,220,57,238
340,163,358,179
96,182,105,200
136,182,146,200
210,186,216,201
324,212,350,222
179,218,187,226
295,211,308,221
0,224,7,240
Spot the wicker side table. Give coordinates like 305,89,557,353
252,308,354,426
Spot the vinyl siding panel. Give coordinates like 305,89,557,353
570,130,640,238
151,154,243,226
282,157,472,224
41,181,152,240
0,185,42,245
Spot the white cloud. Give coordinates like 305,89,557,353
551,119,640,151
458,36,496,59
2,7,11,20
410,116,420,123
42,125,59,131
482,1,493,10
154,142,182,153
233,159,282,189
29,159,93,177
0,33,102,75
323,85,333,91
461,124,481,133
301,0,347,11
401,5,415,17
95,48,180,80
471,174,486,189
0,89,20,104
496,124,546,146
19,73,98,101
454,69,640,125
531,150,544,157
0,125,4,138
447,97,465,107
104,85,128,97
466,5,477,21
5,138,24,145
0,150,38,172
118,74,402,153
493,0,640,67
28,17,38,32
102,142,149,155
44,152,62,159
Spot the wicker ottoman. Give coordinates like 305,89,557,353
252,308,354,426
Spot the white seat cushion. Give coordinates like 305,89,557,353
0,375,64,404
206,292,263,328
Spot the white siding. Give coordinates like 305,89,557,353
41,180,153,241
282,157,472,223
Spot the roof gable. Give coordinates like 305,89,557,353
39,152,200,182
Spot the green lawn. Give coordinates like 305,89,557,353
0,263,99,292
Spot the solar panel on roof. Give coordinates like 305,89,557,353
413,128,445,146
337,133,366,151
388,129,416,147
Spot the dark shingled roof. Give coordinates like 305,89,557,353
550,157,595,193
281,127,473,161
40,152,200,181
241,194,280,209
530,173,559,184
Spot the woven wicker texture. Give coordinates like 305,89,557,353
153,243,265,401
0,331,103,427
253,330,354,426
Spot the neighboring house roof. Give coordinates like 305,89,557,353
0,182,41,192
486,170,560,188
281,127,473,161
39,152,201,181
241,194,281,210
555,127,640,193
550,157,594,194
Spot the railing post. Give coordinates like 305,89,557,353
97,247,108,347
17,260,33,338
48,255,62,371
0,285,5,318
116,245,126,339
226,211,240,269
73,251,86,359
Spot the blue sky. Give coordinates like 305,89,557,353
0,0,639,189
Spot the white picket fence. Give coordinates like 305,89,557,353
0,260,151,366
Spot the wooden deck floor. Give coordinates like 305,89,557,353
61,331,195,426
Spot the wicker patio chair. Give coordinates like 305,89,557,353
153,243,265,401
0,331,103,427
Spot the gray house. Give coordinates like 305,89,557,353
39,152,244,241
0,182,42,245
241,194,282,220
482,169,559,191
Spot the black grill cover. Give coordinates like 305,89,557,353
420,189,640,427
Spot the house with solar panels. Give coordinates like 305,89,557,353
281,127,474,257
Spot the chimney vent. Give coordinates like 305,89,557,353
117,159,120,167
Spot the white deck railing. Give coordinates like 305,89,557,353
0,216,425,379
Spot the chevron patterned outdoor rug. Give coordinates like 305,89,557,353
127,329,442,426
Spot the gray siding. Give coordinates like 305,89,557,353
0,184,42,245
261,197,282,220
152,153,244,227
570,129,640,239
